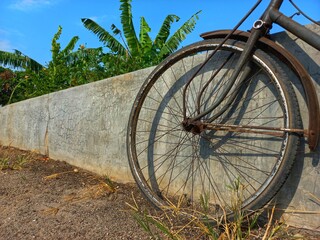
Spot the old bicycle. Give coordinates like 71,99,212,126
127,0,320,219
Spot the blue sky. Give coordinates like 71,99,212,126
1,0,319,66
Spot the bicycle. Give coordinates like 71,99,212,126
126,0,320,220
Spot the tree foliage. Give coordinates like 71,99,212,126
0,0,201,105
0,50,44,72
82,0,201,72
0,26,108,105
47,26,107,89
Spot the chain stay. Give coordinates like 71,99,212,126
204,123,307,137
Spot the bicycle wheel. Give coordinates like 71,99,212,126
127,38,301,218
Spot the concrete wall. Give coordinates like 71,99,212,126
271,23,320,230
0,24,319,230
0,70,154,182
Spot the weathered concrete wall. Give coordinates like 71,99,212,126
271,23,320,230
0,24,319,230
0,70,154,182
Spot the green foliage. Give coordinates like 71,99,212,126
0,50,44,72
47,25,107,89
0,153,30,171
158,11,201,58
1,26,108,105
0,0,201,105
82,0,201,74
0,67,14,105
0,52,46,104
8,69,50,104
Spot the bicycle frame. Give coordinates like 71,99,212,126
185,0,320,150
126,0,319,223
263,0,320,51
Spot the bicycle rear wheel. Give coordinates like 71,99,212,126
127,39,301,218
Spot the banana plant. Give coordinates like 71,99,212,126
82,0,201,69
48,25,107,87
0,49,44,72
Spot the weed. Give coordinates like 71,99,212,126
0,152,30,170
128,179,288,240
103,175,116,192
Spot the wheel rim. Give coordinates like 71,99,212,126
128,42,291,217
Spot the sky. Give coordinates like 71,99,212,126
1,0,319,66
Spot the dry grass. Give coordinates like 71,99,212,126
42,173,117,216
127,180,315,239
1,145,318,239
128,198,294,239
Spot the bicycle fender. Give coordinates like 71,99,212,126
200,29,319,150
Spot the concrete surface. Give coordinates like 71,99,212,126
271,23,320,230
0,24,319,230
0,70,154,182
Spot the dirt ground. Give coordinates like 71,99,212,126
1,146,320,240
0,146,158,239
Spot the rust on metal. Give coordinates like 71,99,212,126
205,123,308,137
182,118,206,135
200,29,320,150
182,118,308,138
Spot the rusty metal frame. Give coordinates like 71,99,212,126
200,29,320,150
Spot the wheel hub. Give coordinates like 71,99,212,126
182,118,206,135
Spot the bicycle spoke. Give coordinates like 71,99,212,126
128,39,300,219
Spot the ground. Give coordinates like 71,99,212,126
0,146,319,240
0,146,156,239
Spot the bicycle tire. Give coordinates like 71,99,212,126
127,38,301,219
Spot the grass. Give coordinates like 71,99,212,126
1,145,318,238
129,201,286,239
0,146,32,170
43,174,117,215
128,180,290,240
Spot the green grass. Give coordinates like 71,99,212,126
0,146,31,170
0,155,29,170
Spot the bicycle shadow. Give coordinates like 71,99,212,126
144,51,306,217
267,24,320,224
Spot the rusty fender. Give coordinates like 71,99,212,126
200,30,319,150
